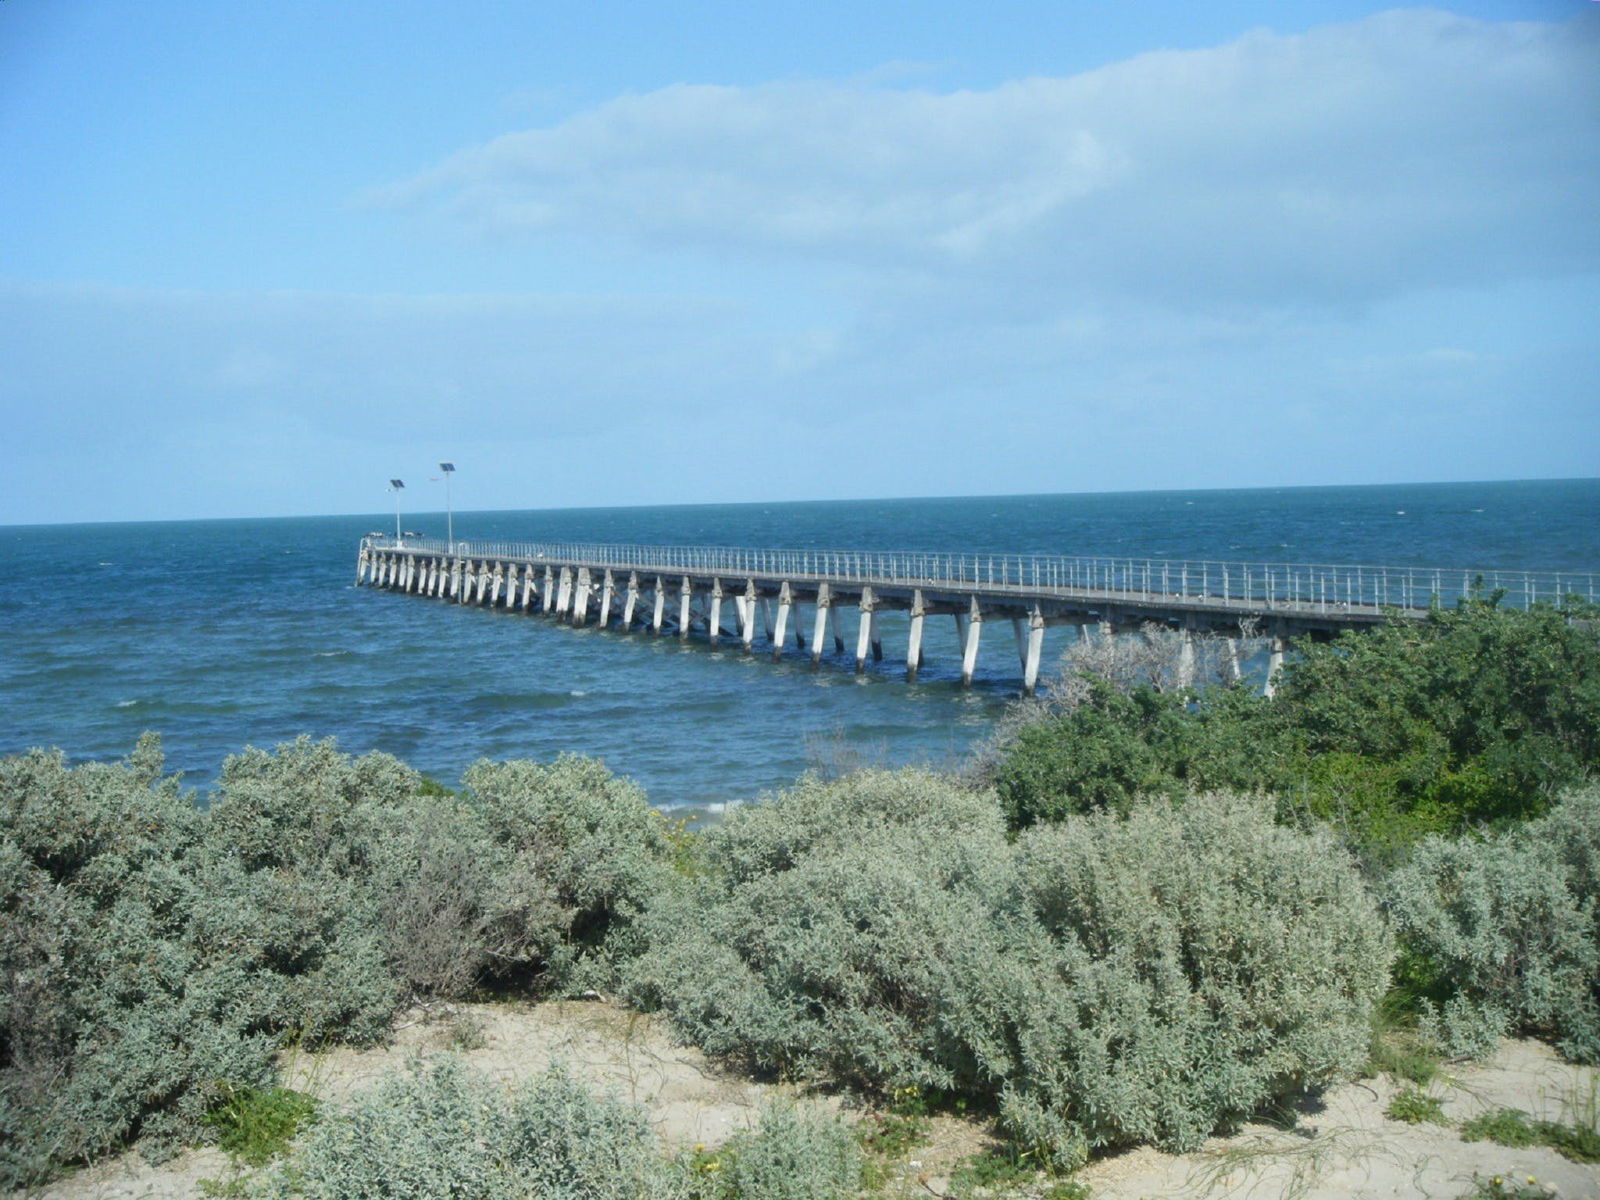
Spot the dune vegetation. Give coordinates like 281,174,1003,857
2,597,1596,1197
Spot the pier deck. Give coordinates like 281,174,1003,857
356,536,1596,694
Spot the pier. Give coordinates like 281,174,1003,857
355,537,1596,695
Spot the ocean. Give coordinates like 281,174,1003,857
2,478,1595,811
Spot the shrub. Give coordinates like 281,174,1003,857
720,1100,862,1200
1385,1086,1447,1125
629,775,1391,1162
460,755,677,991
1003,795,1393,1154
258,1056,677,1199
1384,789,1600,1062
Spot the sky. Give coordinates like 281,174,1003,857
2,1,1596,525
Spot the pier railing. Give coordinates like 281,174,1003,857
363,537,1596,616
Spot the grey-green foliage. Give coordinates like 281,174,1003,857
257,1056,680,1200
1385,788,1600,1062
0,736,676,1187
459,755,677,990
1004,795,1393,1154
0,737,275,1184
628,772,1392,1160
719,1100,862,1200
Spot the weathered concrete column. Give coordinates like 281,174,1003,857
542,565,556,613
741,580,757,652
373,553,385,587
708,579,724,645
435,557,447,596
855,587,876,673
479,561,494,605
401,556,414,592
622,571,640,627
599,570,616,627
651,576,666,635
572,567,592,625
490,562,505,607
678,576,693,640
1223,637,1241,684
960,598,984,687
1265,626,1288,698
555,567,573,619
1023,605,1046,696
356,548,368,585
772,582,793,660
504,563,519,607
906,590,926,682
1176,620,1196,690
810,584,831,665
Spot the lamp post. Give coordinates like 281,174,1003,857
439,462,455,549
388,479,405,543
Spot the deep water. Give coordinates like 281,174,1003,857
2,479,1595,809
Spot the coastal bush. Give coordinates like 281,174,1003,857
0,739,276,1186
630,775,1390,1161
988,599,1600,851
1384,788,1600,1062
257,1056,679,1199
1002,795,1392,1154
716,1100,862,1200
459,754,677,990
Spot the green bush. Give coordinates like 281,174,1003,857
989,599,1600,851
0,737,677,1186
459,754,677,991
1384,789,1600,1062
258,1056,677,1199
0,738,277,1185
1003,795,1392,1155
719,1100,862,1200
629,774,1390,1161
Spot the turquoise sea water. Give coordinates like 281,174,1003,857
2,479,1596,809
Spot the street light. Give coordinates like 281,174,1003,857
438,462,455,549
388,479,405,543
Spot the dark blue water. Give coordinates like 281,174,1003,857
2,479,1595,809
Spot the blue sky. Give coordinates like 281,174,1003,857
2,1,1596,524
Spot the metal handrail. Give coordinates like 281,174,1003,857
360,536,1597,615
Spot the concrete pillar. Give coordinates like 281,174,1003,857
679,576,694,640
651,576,666,635
855,587,876,673
543,565,556,613
961,598,984,688
476,561,490,604
741,581,758,651
599,569,615,627
448,558,460,599
556,567,573,618
708,579,724,645
356,548,367,585
772,583,793,660
811,583,831,665
1265,628,1288,699
572,567,592,625
1176,622,1196,690
430,558,442,597
906,589,926,683
376,553,387,588
1023,606,1046,696
490,562,505,607
1223,637,1241,685
623,571,640,628
401,556,413,592
1011,617,1028,670
373,554,385,587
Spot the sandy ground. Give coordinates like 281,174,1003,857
1078,1039,1600,1200
15,1003,1600,1200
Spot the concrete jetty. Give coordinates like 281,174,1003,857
356,536,1595,695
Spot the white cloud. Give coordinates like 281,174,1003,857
383,9,1599,309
